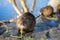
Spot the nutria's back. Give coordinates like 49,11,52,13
16,12,36,34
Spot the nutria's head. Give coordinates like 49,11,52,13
16,12,36,34
40,6,54,17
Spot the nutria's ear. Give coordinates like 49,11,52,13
19,0,29,13
8,0,23,16
30,0,36,12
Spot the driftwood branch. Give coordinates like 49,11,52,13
30,0,36,12
8,0,23,16
19,0,29,12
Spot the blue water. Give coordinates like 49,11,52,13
0,0,49,20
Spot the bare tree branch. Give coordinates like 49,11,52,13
20,0,29,12
8,0,23,16
30,0,36,12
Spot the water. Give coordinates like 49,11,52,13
0,0,49,20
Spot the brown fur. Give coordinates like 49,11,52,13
16,12,36,35
40,6,54,17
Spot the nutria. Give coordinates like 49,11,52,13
16,12,36,35
40,6,54,17
7,0,36,36
39,6,59,21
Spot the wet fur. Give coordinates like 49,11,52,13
40,6,54,17
16,12,36,35
40,6,55,20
